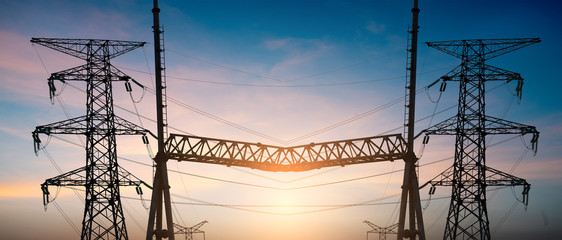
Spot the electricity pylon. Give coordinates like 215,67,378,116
31,38,151,240
364,221,398,240
421,38,540,240
174,221,208,240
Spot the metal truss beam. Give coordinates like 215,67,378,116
164,134,407,172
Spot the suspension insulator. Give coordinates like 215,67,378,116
142,135,149,144
530,133,539,152
429,186,436,195
48,79,56,93
41,184,50,206
131,78,145,89
136,186,143,195
516,80,523,97
427,79,440,89
422,135,430,144
439,81,447,92
125,82,132,92
32,132,41,154
531,133,539,143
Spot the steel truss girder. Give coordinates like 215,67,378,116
31,38,145,61
164,134,407,172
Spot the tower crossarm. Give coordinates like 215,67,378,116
49,63,134,82
47,63,138,100
420,115,539,152
32,116,151,153
189,220,208,231
439,64,523,82
40,166,151,207
164,134,407,172
426,38,540,60
31,38,146,61
421,165,531,205
364,220,382,231
486,166,530,187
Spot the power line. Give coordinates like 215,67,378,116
118,62,454,88
167,48,406,84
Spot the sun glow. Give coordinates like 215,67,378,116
0,183,40,198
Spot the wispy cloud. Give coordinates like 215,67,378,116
263,37,334,79
366,21,386,34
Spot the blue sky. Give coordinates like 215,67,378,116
1,0,561,239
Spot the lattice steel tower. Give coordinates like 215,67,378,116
421,38,540,240
364,221,398,240
31,38,150,240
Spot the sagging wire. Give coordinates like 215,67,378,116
504,77,524,104
142,46,156,89
521,132,540,155
123,77,156,160
136,185,149,210
417,78,447,158
51,200,81,235
491,199,520,237
174,161,201,218
32,42,68,104
121,198,146,231
124,78,147,104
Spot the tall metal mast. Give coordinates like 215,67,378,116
146,0,175,239
397,0,426,239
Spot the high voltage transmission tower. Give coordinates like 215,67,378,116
31,38,151,240
174,221,208,240
420,38,540,240
364,221,398,240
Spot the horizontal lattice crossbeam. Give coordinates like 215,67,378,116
422,114,538,136
426,38,540,60
31,38,145,61
165,134,407,172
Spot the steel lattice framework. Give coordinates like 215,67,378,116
174,221,208,240
364,221,398,240
164,134,407,172
31,38,150,240
421,38,540,240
